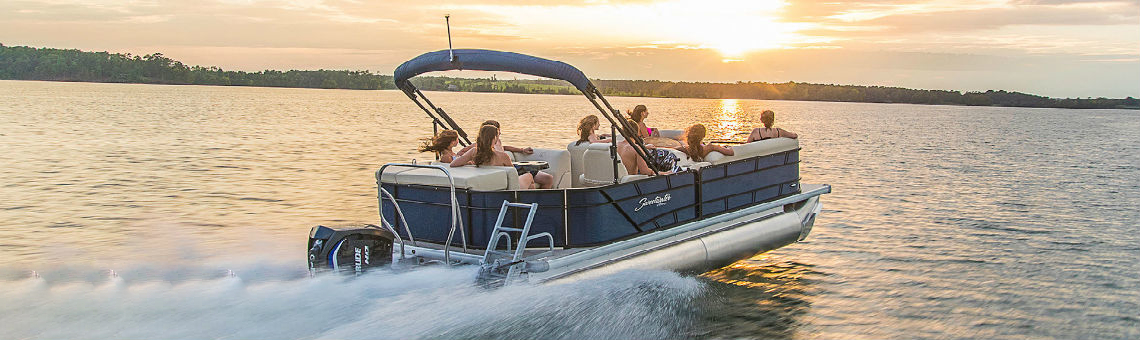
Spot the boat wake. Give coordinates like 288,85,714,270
0,263,704,339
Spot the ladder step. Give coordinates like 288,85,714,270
496,227,524,232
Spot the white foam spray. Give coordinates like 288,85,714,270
0,263,704,340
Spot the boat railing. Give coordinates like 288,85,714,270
376,187,410,259
376,163,468,264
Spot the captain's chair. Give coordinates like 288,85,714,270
507,148,572,189
578,143,648,186
567,141,591,187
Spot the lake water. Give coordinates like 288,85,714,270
1,80,1138,339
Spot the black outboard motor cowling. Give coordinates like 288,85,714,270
308,225,394,275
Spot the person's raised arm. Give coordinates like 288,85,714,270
457,144,475,156
503,145,534,154
778,128,798,139
450,147,476,167
709,144,734,156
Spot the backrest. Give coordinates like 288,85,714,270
580,143,627,186
567,141,591,188
657,129,684,140
705,138,799,165
380,164,520,191
510,148,572,189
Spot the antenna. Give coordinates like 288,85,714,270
445,15,455,62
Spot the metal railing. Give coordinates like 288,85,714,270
376,163,468,264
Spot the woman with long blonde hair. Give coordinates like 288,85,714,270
678,124,734,162
575,115,611,145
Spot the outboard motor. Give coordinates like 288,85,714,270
307,225,394,275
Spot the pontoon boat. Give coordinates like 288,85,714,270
306,49,830,287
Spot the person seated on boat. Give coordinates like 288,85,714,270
483,120,553,188
618,119,676,176
418,129,460,163
746,110,798,142
575,115,612,145
457,120,535,156
450,124,553,189
677,124,734,162
628,105,660,138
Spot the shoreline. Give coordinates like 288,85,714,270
3,44,1136,110
4,78,1137,111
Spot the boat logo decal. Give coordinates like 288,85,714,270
635,193,671,212
354,247,363,273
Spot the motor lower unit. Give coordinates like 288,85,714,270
307,225,393,275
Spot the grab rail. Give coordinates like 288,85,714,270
375,163,468,265
377,187,409,259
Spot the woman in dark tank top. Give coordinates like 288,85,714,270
747,110,798,142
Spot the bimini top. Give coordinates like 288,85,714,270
393,49,592,93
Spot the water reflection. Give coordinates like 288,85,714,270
695,254,821,339
713,99,746,141
6,81,1140,339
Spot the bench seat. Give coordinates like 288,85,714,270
706,138,798,164
381,165,520,191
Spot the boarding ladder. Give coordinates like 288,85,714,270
478,201,555,287
375,163,467,266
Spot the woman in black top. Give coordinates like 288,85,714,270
747,110,798,142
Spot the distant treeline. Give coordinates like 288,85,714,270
0,44,389,90
2,43,1136,109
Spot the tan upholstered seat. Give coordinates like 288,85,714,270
705,138,798,165
510,148,572,189
566,141,592,188
657,129,684,140
578,143,650,186
380,165,520,191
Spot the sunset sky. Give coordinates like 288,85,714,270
1,0,1138,98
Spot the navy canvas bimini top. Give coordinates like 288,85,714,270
393,49,592,93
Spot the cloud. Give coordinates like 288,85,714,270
848,2,1137,32
0,0,1137,97
780,0,1140,57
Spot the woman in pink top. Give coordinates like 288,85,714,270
628,105,658,138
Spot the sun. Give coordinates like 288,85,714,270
705,32,782,59
650,0,809,59
459,0,812,60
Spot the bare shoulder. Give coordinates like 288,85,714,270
495,151,513,166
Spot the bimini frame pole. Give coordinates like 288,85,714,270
582,83,658,176
400,85,471,146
